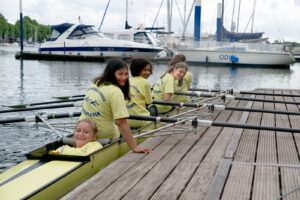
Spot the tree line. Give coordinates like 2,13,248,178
0,13,51,43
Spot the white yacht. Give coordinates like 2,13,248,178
39,23,163,59
175,41,295,67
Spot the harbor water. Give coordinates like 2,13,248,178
0,46,300,173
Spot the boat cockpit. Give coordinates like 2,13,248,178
47,23,105,42
67,25,105,40
103,29,159,47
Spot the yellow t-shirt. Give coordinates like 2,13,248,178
127,76,153,128
152,73,175,113
80,83,129,139
173,71,193,102
50,142,103,156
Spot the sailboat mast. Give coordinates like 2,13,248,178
236,0,241,32
230,0,236,32
167,0,172,33
216,2,223,42
251,0,257,33
194,0,201,41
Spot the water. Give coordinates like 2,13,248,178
0,46,299,173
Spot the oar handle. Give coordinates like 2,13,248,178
212,121,300,133
188,88,223,93
238,91,300,98
152,100,202,108
174,91,217,98
129,115,178,123
196,119,300,133
224,95,300,105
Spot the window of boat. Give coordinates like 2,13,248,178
68,26,102,39
48,29,61,41
104,33,114,39
118,34,131,41
134,32,152,45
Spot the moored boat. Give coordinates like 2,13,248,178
0,97,208,200
38,23,163,59
0,137,135,200
175,42,295,67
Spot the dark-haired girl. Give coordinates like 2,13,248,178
127,58,153,128
80,59,151,154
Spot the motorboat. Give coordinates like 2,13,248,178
38,23,163,59
102,26,169,58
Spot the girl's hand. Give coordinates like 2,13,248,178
133,146,152,154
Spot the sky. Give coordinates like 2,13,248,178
0,0,300,43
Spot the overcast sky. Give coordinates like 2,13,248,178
1,0,299,42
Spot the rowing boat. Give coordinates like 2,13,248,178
0,137,134,200
0,96,211,199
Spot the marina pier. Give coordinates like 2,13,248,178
62,88,300,200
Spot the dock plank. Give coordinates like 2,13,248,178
275,91,300,200
251,91,280,200
61,136,169,200
61,88,300,200
220,99,262,200
179,99,247,200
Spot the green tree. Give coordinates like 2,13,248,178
0,13,51,43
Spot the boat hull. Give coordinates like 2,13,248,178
0,139,132,200
39,38,163,59
39,46,162,59
0,106,194,199
176,49,295,67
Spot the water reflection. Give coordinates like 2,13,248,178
19,59,24,102
187,65,294,91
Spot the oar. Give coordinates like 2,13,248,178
235,90,300,98
2,112,300,133
152,100,300,116
188,88,224,93
173,91,217,98
52,91,218,100
2,97,84,108
53,95,84,100
0,111,82,124
130,115,300,133
223,95,300,105
189,88,300,98
0,102,82,114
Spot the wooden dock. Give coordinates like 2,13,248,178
62,89,300,200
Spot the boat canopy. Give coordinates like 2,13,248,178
68,25,102,39
222,26,264,42
48,23,74,41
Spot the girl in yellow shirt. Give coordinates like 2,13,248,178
127,58,153,128
50,119,102,156
152,62,188,114
170,54,193,103
80,59,151,154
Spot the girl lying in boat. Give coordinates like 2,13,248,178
49,119,103,156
